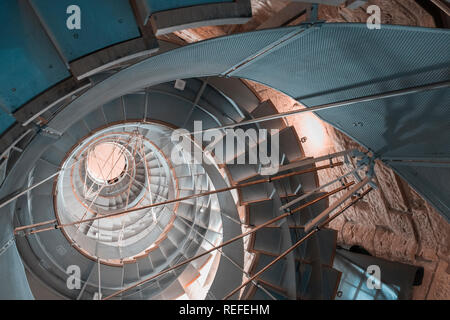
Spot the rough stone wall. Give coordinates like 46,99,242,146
319,0,435,27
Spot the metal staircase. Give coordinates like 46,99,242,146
1,0,446,301
6,70,344,300
12,79,236,300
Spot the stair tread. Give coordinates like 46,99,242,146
250,100,287,132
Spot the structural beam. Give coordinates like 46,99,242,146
430,0,450,16
134,0,252,36
13,77,91,126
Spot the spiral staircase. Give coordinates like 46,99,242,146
0,1,449,300
9,68,342,300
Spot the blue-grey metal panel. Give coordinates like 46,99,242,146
314,89,450,159
31,0,141,61
145,0,234,13
123,94,146,120
0,0,70,112
390,163,450,222
233,24,449,103
232,24,450,159
49,27,300,133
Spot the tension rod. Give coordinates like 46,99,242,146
102,181,354,300
279,165,363,211
222,186,374,300
189,81,450,135
15,161,344,236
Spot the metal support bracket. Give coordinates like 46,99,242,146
40,126,63,139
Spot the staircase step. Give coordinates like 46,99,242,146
246,283,288,300
103,98,125,123
83,108,107,131
66,120,91,142
40,145,65,167
250,254,286,290
177,263,201,289
189,247,212,272
278,127,304,162
250,228,282,256
250,100,287,132
245,199,276,226
225,163,259,184
159,236,178,258
162,278,185,300
320,266,342,300
276,175,303,198
296,261,312,299
136,255,154,278
122,261,140,286
124,94,146,120
238,177,273,205
148,247,166,271
290,228,337,267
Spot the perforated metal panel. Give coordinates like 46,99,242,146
231,24,450,159
49,27,298,132
229,24,450,220
390,163,450,222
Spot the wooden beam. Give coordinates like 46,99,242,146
256,3,310,30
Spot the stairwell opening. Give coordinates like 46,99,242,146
86,142,128,185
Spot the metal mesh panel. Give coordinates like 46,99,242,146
232,23,450,158
233,24,450,102
50,27,298,132
390,164,450,222
314,89,450,158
